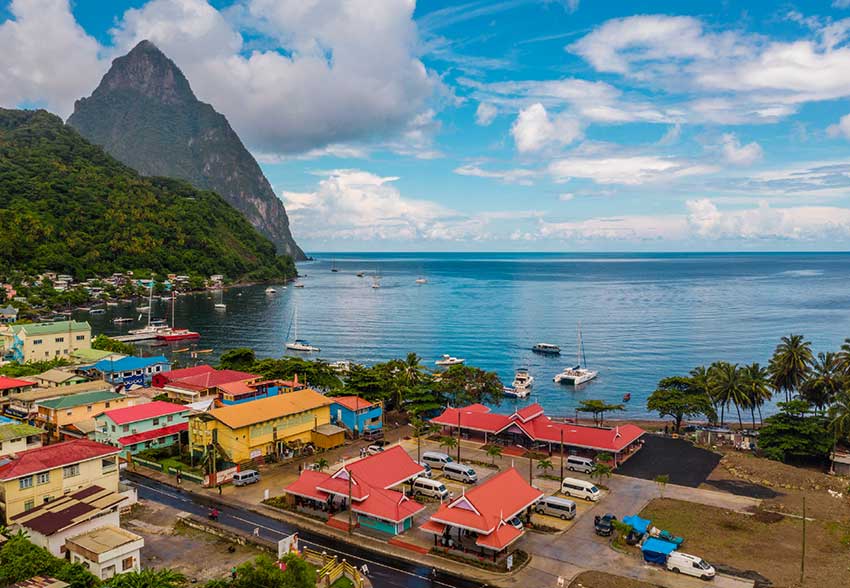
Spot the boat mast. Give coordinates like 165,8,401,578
147,278,154,327
171,289,176,329
577,322,582,368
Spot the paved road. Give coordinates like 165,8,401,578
124,472,485,588
616,436,721,487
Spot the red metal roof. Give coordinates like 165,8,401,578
102,401,188,425
352,486,424,524
285,470,331,501
475,522,523,550
117,422,187,446
330,395,375,412
346,445,424,488
167,369,258,392
420,520,447,535
430,468,542,535
157,365,215,383
431,406,511,433
0,439,119,480
218,381,255,396
316,471,371,500
514,403,544,422
0,376,35,391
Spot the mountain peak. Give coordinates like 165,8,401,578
92,39,195,105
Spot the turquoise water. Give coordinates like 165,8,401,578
91,252,850,417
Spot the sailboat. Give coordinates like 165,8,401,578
331,259,339,273
214,288,226,310
285,305,320,352
157,290,200,341
371,267,381,289
553,322,598,385
126,282,167,340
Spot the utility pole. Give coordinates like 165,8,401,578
800,494,807,585
560,428,564,481
528,454,533,486
347,470,353,535
456,411,461,462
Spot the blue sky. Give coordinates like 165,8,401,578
5,1,850,251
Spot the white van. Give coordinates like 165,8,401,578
412,477,450,499
421,451,454,470
561,477,601,501
233,470,260,487
442,462,478,484
566,456,594,474
666,552,716,580
534,496,577,520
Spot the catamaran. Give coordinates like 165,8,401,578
553,323,598,386
285,305,320,352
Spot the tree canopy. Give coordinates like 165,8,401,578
646,376,716,433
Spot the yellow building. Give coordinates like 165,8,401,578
36,391,130,440
189,389,341,463
0,438,120,523
3,321,91,363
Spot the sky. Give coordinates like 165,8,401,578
7,1,850,251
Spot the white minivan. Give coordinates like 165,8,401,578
421,451,453,470
534,496,577,520
412,477,450,499
561,477,601,501
666,552,716,581
566,456,594,474
233,470,260,487
442,462,478,484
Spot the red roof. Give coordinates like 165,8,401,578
420,520,447,535
430,468,542,535
285,470,331,501
102,401,188,425
330,396,374,412
118,422,188,446
0,439,119,480
352,486,424,523
475,522,522,550
346,446,423,488
0,376,35,391
431,405,645,453
317,471,371,500
158,365,215,382
218,381,255,396
168,369,258,392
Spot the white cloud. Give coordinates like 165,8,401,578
511,103,583,153
0,0,106,117
539,214,687,241
835,0,850,8
720,134,763,166
107,0,437,155
454,164,536,185
548,155,716,185
559,193,575,201
827,113,850,139
475,102,498,126
657,123,681,145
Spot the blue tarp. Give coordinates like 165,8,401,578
641,538,678,564
623,515,651,534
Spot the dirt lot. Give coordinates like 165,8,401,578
569,571,661,588
122,500,263,582
704,450,850,520
640,498,850,588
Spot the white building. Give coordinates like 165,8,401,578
66,526,144,580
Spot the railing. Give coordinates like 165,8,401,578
302,548,364,588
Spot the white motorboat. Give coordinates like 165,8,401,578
294,282,305,288
502,386,530,399
532,343,561,355
415,277,427,284
214,289,226,310
265,287,277,294
435,354,465,366
112,317,133,324
136,306,151,313
512,368,534,391
285,305,319,352
553,323,597,386
214,303,227,310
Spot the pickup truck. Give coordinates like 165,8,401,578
594,513,617,537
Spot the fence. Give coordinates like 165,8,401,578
303,548,365,588
133,457,163,472
167,466,204,484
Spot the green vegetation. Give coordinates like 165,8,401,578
0,532,98,588
0,108,295,280
92,334,136,355
576,399,625,426
204,554,316,588
218,349,503,416
0,357,70,377
759,401,832,462
646,376,716,433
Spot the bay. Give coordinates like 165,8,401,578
88,252,850,418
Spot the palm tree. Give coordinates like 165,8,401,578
837,338,850,375
829,390,850,445
741,362,771,427
801,352,844,413
536,458,554,477
690,365,714,423
439,435,457,455
591,461,612,485
769,334,814,403
709,362,748,429
400,352,427,387
103,569,186,588
315,457,329,471
486,444,503,466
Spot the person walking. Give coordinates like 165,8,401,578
217,483,222,495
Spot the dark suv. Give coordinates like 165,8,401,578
594,513,617,536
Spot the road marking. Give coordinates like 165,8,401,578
133,480,469,587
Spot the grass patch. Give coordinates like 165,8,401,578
330,577,355,588
569,571,662,588
640,498,850,587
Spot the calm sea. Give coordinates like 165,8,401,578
88,252,850,418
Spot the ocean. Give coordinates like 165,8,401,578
90,252,850,418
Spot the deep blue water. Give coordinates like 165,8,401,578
88,252,850,418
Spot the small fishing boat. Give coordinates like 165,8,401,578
156,329,200,342
356,271,365,278
415,277,427,284
106,301,118,307
502,385,530,399
214,303,227,310
622,393,631,402
435,354,465,366
112,317,133,324
173,347,190,353
195,348,214,354
532,343,561,355
294,282,305,288
90,308,105,315
265,287,277,294
136,306,151,313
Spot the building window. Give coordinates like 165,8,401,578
63,464,80,478
76,335,85,341
87,405,93,412
33,339,42,345
55,337,64,343
102,457,117,473
122,425,129,432
167,415,173,422
152,418,159,426
122,556,134,571
66,410,73,416
19,476,33,489
24,500,34,511
36,472,50,485
105,402,110,408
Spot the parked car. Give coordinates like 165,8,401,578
366,444,385,455
508,516,524,531
666,552,716,580
594,513,617,536
417,461,433,478
412,477,450,499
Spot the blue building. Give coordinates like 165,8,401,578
79,356,171,388
329,396,382,436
